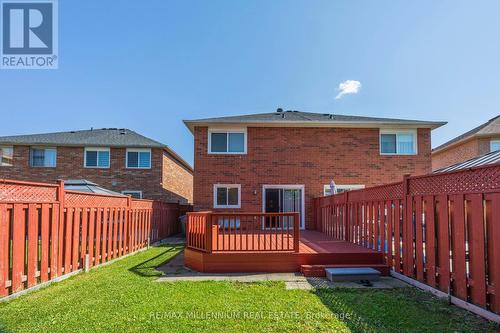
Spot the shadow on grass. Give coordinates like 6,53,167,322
129,244,184,278
313,287,499,333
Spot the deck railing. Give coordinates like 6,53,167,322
313,163,500,315
0,179,191,298
186,212,300,252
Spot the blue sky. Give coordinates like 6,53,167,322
1,0,499,165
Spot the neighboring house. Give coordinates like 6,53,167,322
0,128,193,203
434,150,500,173
184,110,445,229
432,115,500,170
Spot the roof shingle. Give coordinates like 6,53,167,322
0,128,166,148
183,110,446,132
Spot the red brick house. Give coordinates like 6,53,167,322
0,128,193,203
184,110,445,229
432,115,500,170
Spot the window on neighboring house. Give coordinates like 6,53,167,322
122,191,143,199
323,184,365,196
490,140,500,152
380,130,417,155
84,147,110,168
213,184,241,208
208,129,246,154
126,148,151,168
0,146,13,166
30,147,57,167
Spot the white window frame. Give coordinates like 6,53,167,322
262,184,305,230
121,190,143,199
84,147,110,169
30,147,57,168
0,146,13,167
213,184,241,208
208,128,247,154
324,184,365,196
125,148,152,169
379,129,418,155
490,139,500,152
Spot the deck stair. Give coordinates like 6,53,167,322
300,264,389,277
325,267,381,282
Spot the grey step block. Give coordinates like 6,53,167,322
326,267,381,282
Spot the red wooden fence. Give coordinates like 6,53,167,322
313,163,500,314
0,179,190,298
186,212,300,252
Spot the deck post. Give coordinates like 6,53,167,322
344,191,349,242
293,212,300,252
205,213,213,253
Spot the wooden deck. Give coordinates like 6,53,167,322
185,230,387,274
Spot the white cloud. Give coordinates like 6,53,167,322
335,80,361,99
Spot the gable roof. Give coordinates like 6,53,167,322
0,128,193,172
0,128,166,148
434,150,500,173
183,110,446,133
433,115,500,153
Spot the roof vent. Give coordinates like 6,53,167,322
276,108,283,113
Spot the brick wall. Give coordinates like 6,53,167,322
0,145,192,203
162,151,193,203
193,126,432,229
432,136,500,170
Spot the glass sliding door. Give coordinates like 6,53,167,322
263,187,303,229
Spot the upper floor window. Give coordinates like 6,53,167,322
126,148,151,168
0,146,13,166
208,129,246,154
490,140,500,152
30,147,56,167
380,130,417,155
84,147,110,168
323,184,365,196
213,184,241,208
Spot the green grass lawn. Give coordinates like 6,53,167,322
0,245,498,333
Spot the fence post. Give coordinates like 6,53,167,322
205,213,212,253
294,212,300,252
56,180,65,277
402,174,411,275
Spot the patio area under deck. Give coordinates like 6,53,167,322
185,212,388,275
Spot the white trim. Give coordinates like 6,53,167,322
323,184,365,196
379,129,418,155
262,184,305,230
490,139,500,152
213,184,241,208
125,148,152,169
121,190,143,199
208,128,247,154
84,147,110,169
